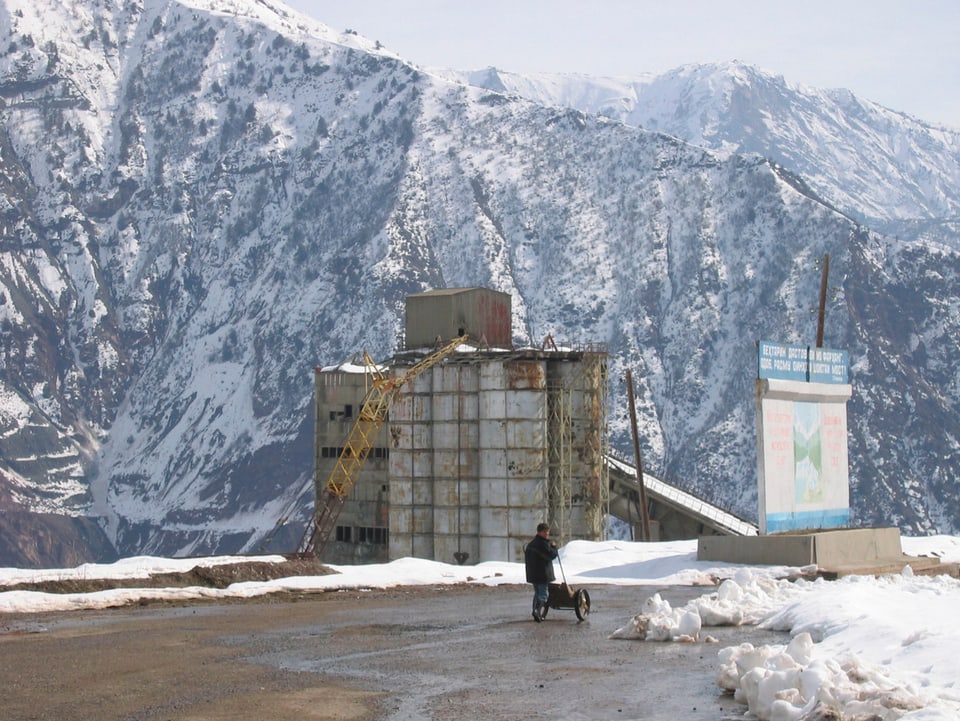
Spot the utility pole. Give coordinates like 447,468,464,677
625,369,652,541
816,252,830,348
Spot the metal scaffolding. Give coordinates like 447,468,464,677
546,347,609,543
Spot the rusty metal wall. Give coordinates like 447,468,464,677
404,288,512,349
551,357,608,539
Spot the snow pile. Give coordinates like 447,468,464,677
610,568,800,641
718,632,927,720
613,564,960,720
608,591,703,641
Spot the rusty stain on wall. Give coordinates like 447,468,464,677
506,361,545,390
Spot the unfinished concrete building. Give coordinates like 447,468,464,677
313,288,609,565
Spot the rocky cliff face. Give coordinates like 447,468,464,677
0,0,957,566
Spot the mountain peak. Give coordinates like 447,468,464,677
0,0,958,565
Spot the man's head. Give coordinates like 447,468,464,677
536,522,550,536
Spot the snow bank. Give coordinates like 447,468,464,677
612,567,960,720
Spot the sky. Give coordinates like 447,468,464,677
3,536,960,720
283,0,960,128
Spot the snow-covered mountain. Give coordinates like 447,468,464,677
446,63,960,247
0,0,957,566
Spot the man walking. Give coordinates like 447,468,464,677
524,522,558,622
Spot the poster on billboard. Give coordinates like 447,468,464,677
756,342,852,534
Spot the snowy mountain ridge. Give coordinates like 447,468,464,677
0,0,957,566
442,63,960,244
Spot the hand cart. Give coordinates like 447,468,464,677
539,552,591,621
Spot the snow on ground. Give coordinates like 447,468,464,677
3,535,960,720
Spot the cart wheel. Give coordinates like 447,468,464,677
574,589,591,620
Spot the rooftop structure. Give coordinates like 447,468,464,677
405,287,512,349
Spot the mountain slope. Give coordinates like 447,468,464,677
447,63,960,246
0,0,957,564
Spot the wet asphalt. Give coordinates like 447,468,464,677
235,583,788,721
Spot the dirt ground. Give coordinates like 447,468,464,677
0,564,784,721
1,589,387,721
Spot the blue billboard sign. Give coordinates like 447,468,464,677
758,341,848,384
809,347,849,384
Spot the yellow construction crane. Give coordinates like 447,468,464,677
296,335,468,556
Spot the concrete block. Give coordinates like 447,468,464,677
696,527,903,568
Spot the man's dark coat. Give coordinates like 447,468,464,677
524,534,558,584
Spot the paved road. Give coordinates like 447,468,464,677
1,583,788,720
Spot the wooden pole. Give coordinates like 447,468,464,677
816,252,830,348
626,369,652,541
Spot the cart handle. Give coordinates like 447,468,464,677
556,547,568,585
